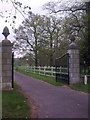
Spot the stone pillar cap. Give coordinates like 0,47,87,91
2,39,12,46
2,26,10,39
68,42,78,50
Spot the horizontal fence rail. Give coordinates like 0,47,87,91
17,66,68,77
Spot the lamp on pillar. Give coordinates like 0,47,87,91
2,26,10,39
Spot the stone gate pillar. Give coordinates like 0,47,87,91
1,27,13,90
68,41,80,84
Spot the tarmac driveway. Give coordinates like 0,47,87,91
15,71,89,118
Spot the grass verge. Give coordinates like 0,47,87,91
16,69,63,86
16,69,90,93
2,83,30,119
69,82,90,93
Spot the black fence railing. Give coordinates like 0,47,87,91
55,53,69,84
12,52,14,88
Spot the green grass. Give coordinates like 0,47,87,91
2,83,30,119
16,69,63,86
16,69,90,93
69,82,90,93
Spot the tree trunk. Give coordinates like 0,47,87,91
35,52,38,67
50,34,53,66
86,2,90,66
34,27,38,67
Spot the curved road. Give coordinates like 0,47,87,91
15,72,88,118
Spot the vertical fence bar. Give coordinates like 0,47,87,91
12,52,14,88
30,66,32,72
55,59,57,82
39,66,40,74
44,66,46,75
55,53,70,84
51,67,53,77
34,66,35,73
67,53,70,85
60,66,62,73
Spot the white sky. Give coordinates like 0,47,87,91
0,0,56,41
0,0,88,41
0,0,87,58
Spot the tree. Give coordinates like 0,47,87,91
38,15,64,66
14,13,46,66
43,1,86,14
43,0,89,65
0,0,31,28
14,12,68,66
85,2,90,66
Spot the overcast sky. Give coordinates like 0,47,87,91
0,0,56,41
0,0,88,41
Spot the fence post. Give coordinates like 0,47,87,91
39,66,40,74
44,66,46,76
30,66,32,72
68,41,80,84
51,67,53,77
60,66,62,73
34,66,35,73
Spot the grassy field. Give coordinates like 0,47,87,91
2,83,31,119
16,69,90,93
16,69,64,86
